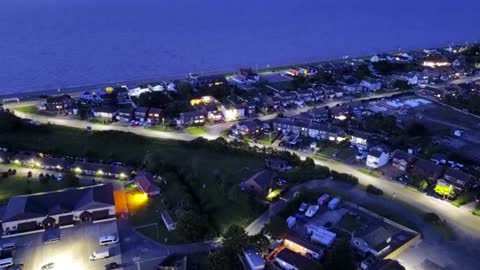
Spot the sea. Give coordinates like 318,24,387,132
0,0,478,95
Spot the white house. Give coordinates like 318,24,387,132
366,148,390,169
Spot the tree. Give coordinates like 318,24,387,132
175,210,209,242
394,80,411,90
264,215,288,239
176,81,194,99
405,122,428,137
222,224,249,253
64,171,80,187
137,92,171,107
208,251,232,270
248,233,270,254
323,240,356,270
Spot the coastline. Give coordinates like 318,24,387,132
0,42,475,102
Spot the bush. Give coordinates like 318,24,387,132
451,192,475,207
366,185,383,196
331,171,358,185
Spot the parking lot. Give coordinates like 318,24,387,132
1,221,122,270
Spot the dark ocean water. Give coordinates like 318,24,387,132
0,0,478,94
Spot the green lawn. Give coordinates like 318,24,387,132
451,192,476,207
88,118,112,125
14,105,38,114
0,115,266,234
149,125,176,132
336,147,357,161
186,126,208,135
357,168,382,177
0,174,70,204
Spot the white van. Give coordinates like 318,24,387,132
0,258,13,268
0,242,15,251
89,249,110,261
99,235,119,246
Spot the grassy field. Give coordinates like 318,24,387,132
186,126,208,135
0,116,266,234
14,105,38,114
0,174,70,204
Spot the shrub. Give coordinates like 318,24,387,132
423,212,440,223
366,185,383,196
331,171,358,185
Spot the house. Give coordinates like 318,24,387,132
113,86,131,104
11,153,39,167
295,89,315,102
179,111,205,126
265,158,291,172
243,247,265,270
93,106,118,119
300,107,329,123
147,108,162,124
351,226,393,257
360,80,383,92
240,170,276,195
366,147,390,169
1,184,115,236
71,161,131,179
134,107,148,122
272,118,344,142
221,104,245,121
128,85,151,97
134,172,161,196
276,92,298,105
273,248,318,270
350,130,371,150
202,104,221,121
283,234,324,260
161,211,177,231
439,168,476,191
391,150,416,172
235,119,263,136
37,157,69,171
411,159,444,181
245,100,257,117
117,108,133,122
45,95,74,111
79,91,102,102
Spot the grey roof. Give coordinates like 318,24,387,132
3,184,114,222
135,172,161,195
362,226,393,251
413,159,444,179
392,150,416,163
245,170,276,191
443,168,476,186
368,149,384,158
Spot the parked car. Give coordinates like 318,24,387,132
41,263,55,270
105,262,121,270
56,174,63,181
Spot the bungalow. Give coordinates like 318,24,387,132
274,248,318,270
117,108,133,122
243,247,265,270
147,108,162,124
71,161,131,179
366,148,390,169
161,211,177,231
134,172,161,196
411,159,444,181
93,106,118,119
45,95,74,111
240,170,276,195
438,168,476,192
1,184,115,236
391,150,417,172
265,158,291,172
179,111,205,126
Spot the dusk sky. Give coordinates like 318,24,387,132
0,0,478,93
